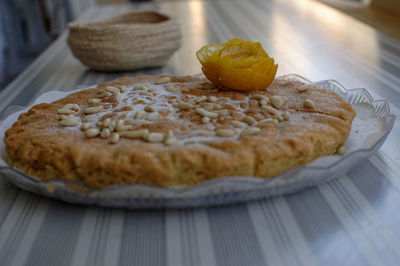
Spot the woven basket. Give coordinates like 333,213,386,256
67,11,182,71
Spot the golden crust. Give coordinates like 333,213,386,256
4,75,355,189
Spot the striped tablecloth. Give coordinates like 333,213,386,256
0,0,399,265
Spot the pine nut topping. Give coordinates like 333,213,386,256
109,133,120,144
270,96,288,109
297,84,310,92
216,129,236,137
81,123,94,130
101,128,110,138
134,110,147,119
119,129,149,139
214,109,229,115
195,96,208,103
96,121,103,128
274,115,284,122
196,108,218,118
259,99,269,106
165,138,179,146
116,120,133,132
103,118,111,127
163,130,178,146
133,85,146,91
337,145,347,155
176,99,193,109
117,85,126,92
231,120,247,128
88,98,102,104
105,86,121,96
85,128,100,138
64,104,79,111
98,91,112,98
240,127,261,137
59,116,80,127
108,121,116,132
208,96,217,102
258,118,278,126
147,112,159,121
139,91,153,97
303,99,315,109
144,105,155,112
241,116,256,126
57,104,80,114
165,85,178,93
154,77,171,84
84,106,104,114
282,111,290,120
261,105,278,115
147,132,164,143
202,117,210,123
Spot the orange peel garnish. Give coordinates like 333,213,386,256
196,39,278,91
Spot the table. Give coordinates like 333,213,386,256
0,0,400,265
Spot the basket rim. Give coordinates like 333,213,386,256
68,10,176,30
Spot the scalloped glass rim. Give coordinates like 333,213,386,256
0,74,396,208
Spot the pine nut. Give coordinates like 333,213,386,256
109,133,120,144
88,98,102,104
59,116,80,127
270,96,288,109
202,117,210,123
117,85,126,92
297,84,309,92
241,116,256,126
216,129,236,137
119,129,149,139
303,99,315,109
282,111,290,120
231,120,247,128
81,123,94,130
103,118,111,127
134,110,147,119
258,118,278,126
261,105,278,115
101,128,110,138
176,99,193,109
139,91,153,97
133,85,146,90
116,120,133,132
105,86,121,96
84,106,104,114
195,96,208,103
147,132,164,143
57,108,75,115
196,108,218,118
165,85,178,92
208,96,217,102
98,91,112,98
85,128,100,137
240,127,261,137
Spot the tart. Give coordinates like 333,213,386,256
4,75,355,189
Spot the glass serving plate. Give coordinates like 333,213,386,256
0,74,395,209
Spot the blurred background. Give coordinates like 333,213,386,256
0,0,399,91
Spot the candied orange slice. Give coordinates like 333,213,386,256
196,39,278,91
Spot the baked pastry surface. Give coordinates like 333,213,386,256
4,75,355,189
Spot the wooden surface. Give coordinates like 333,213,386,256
0,0,400,265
